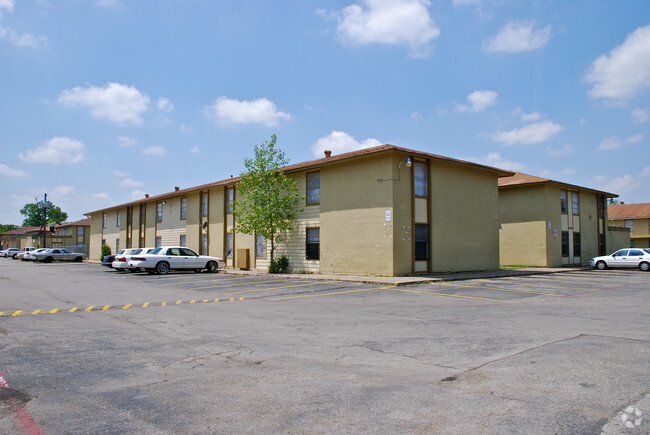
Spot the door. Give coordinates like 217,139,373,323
610,249,629,268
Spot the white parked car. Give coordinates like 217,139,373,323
112,248,156,271
33,248,85,263
128,246,225,275
590,248,650,271
23,248,48,261
13,247,37,260
2,248,21,258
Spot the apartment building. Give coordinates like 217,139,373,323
498,172,617,267
87,144,513,275
607,202,650,249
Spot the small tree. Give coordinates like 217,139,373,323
100,244,111,261
232,134,303,268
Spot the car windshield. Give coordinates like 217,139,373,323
150,248,162,255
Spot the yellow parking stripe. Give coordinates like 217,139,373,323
225,281,326,295
436,282,560,296
268,286,390,301
148,275,249,286
191,278,300,291
473,279,584,291
388,287,520,303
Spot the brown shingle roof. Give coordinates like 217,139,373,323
56,218,91,228
85,144,515,214
0,226,40,236
498,171,617,197
608,203,650,219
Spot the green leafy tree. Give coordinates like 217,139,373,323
0,224,18,233
232,134,304,268
20,202,68,227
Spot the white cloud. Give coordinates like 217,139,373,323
58,82,150,125
0,1,14,14
113,170,128,177
1,28,47,49
117,136,137,147
54,185,74,195
492,120,564,146
631,107,649,123
18,136,85,164
586,25,650,102
452,0,481,5
311,130,382,157
335,0,440,58
142,145,165,156
593,174,641,194
473,152,526,171
130,190,146,201
521,111,543,122
0,163,26,177
157,97,174,112
190,146,200,154
95,0,121,7
456,90,497,112
205,96,291,127
546,144,575,157
485,20,551,53
119,177,144,188
92,192,111,200
641,166,650,177
409,112,423,122
597,134,644,151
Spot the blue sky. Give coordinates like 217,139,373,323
1,0,650,225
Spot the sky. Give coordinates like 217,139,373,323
1,0,650,225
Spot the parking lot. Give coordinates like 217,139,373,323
1,260,649,433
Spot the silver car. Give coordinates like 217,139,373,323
590,248,650,271
33,248,85,263
23,248,48,261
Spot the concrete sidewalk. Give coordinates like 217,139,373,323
224,266,590,286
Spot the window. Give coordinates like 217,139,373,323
307,172,320,205
560,190,567,214
630,249,644,256
227,188,234,213
155,236,161,248
415,224,430,260
414,162,427,197
115,239,120,252
306,228,320,260
201,192,209,217
573,232,581,257
572,192,580,215
180,235,186,247
625,220,634,232
180,197,187,220
201,233,208,255
103,213,107,228
225,233,233,257
256,234,266,258
77,226,84,236
561,231,569,257
156,202,163,223
116,211,121,227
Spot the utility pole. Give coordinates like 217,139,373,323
38,193,51,248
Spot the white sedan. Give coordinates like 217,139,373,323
590,248,650,271
112,247,156,271
128,246,225,275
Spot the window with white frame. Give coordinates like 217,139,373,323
226,233,233,257
572,192,580,215
560,190,568,214
156,202,163,222
201,233,207,255
226,188,234,213
103,213,107,228
306,228,320,260
180,234,186,247
201,192,209,217
155,236,161,248
116,211,121,227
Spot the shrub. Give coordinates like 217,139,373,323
100,244,111,261
269,255,289,273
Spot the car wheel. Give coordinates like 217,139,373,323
155,261,170,275
146,269,156,274
639,261,650,272
43,257,53,263
74,257,83,262
595,260,607,270
206,261,218,273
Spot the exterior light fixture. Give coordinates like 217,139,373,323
377,157,413,182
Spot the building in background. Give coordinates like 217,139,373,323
607,202,650,249
86,144,513,276
498,173,617,267
0,218,91,255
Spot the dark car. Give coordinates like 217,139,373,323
102,249,124,268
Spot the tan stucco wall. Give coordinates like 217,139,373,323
500,221,548,266
320,153,397,275
209,187,226,258
89,213,103,260
430,162,501,272
607,226,631,252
